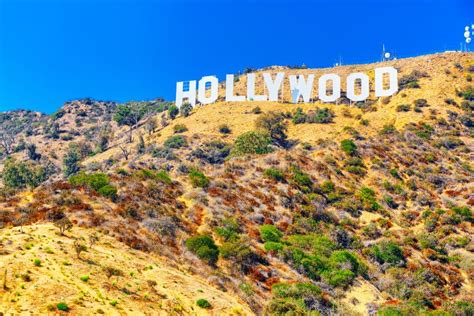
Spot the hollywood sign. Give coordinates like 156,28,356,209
176,67,398,107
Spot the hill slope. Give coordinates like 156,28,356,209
0,52,473,315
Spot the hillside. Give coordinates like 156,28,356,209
0,52,473,315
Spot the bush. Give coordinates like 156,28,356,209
218,124,231,134
168,105,179,119
56,302,69,312
190,141,231,164
189,168,209,188
340,139,357,156
251,106,262,114
370,241,405,267
290,165,313,191
173,124,188,133
164,135,187,149
80,275,89,282
414,99,429,107
196,298,211,309
267,282,324,315
396,104,411,112
458,86,474,100
264,167,285,182
358,187,381,211
321,269,355,287
97,185,118,200
185,235,219,265
292,107,306,124
69,172,117,199
260,225,283,242
1,158,48,189
306,107,335,123
380,124,397,135
180,102,193,117
34,258,41,267
230,131,272,156
292,107,334,124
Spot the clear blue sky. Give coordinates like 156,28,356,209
0,0,472,113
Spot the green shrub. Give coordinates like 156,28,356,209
56,302,69,311
185,235,219,265
458,86,474,100
292,107,306,124
189,168,209,188
414,99,429,107
255,111,288,146
306,107,335,123
180,102,193,117
290,165,312,191
218,124,231,134
97,185,118,199
168,105,179,119
251,106,262,114
164,135,187,149
321,269,355,287
370,241,405,267
359,187,381,211
34,258,41,267
173,124,188,133
196,298,211,309
215,218,239,241
260,225,283,243
264,167,285,182
380,124,397,135
396,104,411,112
320,181,335,193
1,158,48,189
340,139,357,156
264,241,285,252
80,275,89,282
267,282,323,314
230,131,272,156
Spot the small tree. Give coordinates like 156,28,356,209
26,143,41,161
54,217,73,236
145,117,157,135
119,145,130,160
74,239,87,259
89,233,99,248
114,104,144,143
255,111,288,147
137,133,145,154
63,144,81,177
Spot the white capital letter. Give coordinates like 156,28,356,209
247,74,267,101
318,74,340,103
289,74,314,103
176,80,196,107
263,72,285,101
375,66,398,97
198,76,218,105
225,74,245,102
347,72,370,102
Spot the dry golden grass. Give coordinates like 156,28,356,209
0,224,252,315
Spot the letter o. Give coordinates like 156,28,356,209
318,74,341,102
198,76,218,105
346,73,369,102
